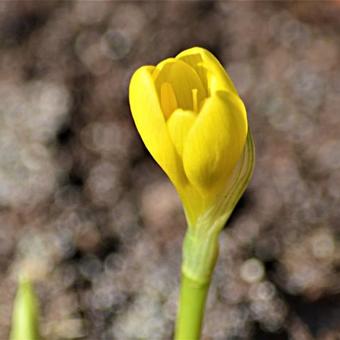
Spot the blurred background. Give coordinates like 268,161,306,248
0,1,339,339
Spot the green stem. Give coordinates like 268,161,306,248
175,274,210,340
175,228,219,340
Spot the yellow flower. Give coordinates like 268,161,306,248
129,47,254,230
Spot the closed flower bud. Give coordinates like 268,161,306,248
129,47,254,233
130,47,255,339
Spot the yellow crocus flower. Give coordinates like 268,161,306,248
129,47,255,340
129,47,253,230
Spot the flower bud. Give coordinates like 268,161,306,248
129,47,254,231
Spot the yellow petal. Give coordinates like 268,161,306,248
153,59,206,113
160,82,178,119
167,109,196,157
176,47,237,96
129,66,186,185
183,90,248,196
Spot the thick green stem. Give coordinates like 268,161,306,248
175,274,210,340
175,228,219,340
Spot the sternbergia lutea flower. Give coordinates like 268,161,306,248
129,47,255,340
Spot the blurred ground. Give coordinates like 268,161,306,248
0,1,340,339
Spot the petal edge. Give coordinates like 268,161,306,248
129,66,186,186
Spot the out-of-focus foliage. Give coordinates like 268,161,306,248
0,1,339,339
10,278,40,340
